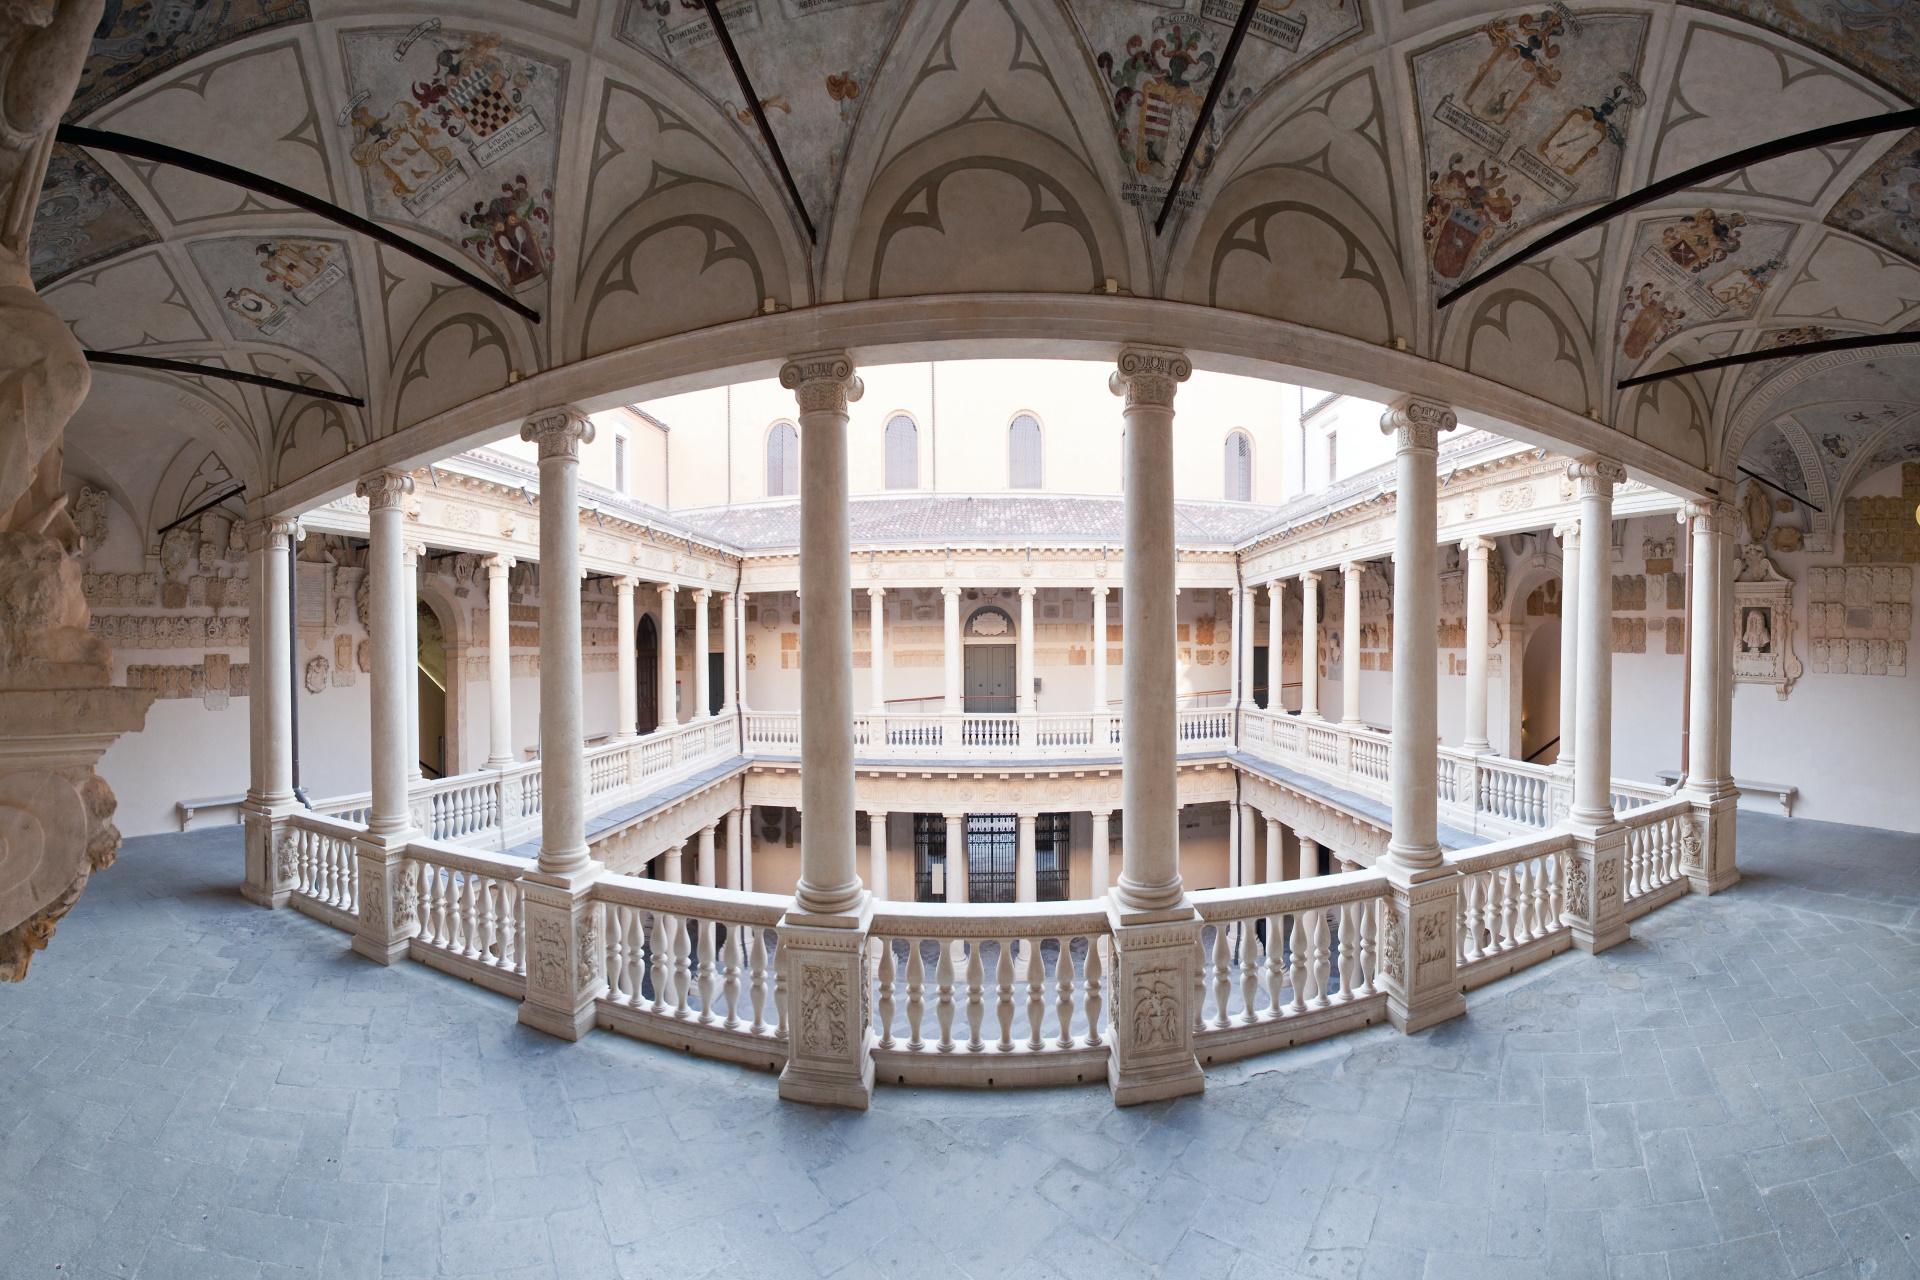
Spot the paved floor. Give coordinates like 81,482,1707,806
3,812,1918,1279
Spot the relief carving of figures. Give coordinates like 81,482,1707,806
800,962,850,1057
1130,967,1182,1050
530,915,567,996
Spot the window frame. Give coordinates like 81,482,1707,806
1224,429,1254,502
882,411,920,491
1007,411,1044,490
765,420,799,498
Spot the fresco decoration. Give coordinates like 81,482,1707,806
1080,0,1366,210
612,0,911,227
1412,6,1648,282
69,0,313,119
1827,129,1920,266
1784,403,1913,494
1745,422,1809,496
28,144,158,287
1684,1,1919,101
1729,325,1843,403
1614,209,1794,366
186,236,368,397
340,26,566,295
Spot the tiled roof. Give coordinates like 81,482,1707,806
669,494,1283,550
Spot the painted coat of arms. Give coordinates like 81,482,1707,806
349,101,465,216
1432,8,1568,155
1425,153,1520,279
411,33,546,168
1098,20,1251,206
1618,282,1684,361
459,175,554,289
1660,208,1745,273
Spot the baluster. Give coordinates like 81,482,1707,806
1238,917,1260,1024
1337,901,1361,1002
1287,913,1307,1015
462,871,481,958
771,932,787,1041
1461,874,1484,964
965,940,985,1053
1309,909,1331,1009
1211,925,1233,1030
934,941,956,1052
477,877,497,965
671,918,692,1017
1084,936,1105,1048
723,923,746,1029
1191,933,1207,1034
1261,912,1285,1013
1025,940,1045,1051
1056,939,1076,1050
995,940,1015,1052
874,938,895,1049
905,940,926,1051
610,908,633,1003
1496,866,1515,954
649,911,673,1014
697,920,718,1024
505,887,523,972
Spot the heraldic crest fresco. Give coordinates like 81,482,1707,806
342,24,564,294
185,235,369,397
1615,208,1794,367
1085,0,1364,210
1412,4,1648,282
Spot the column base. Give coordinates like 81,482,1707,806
777,896,876,1110
350,829,417,966
1378,863,1466,1034
240,796,299,907
1104,898,1205,1106
1682,790,1740,896
517,868,606,1042
1563,820,1629,954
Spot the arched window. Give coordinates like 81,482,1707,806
884,414,919,490
765,421,798,497
1224,430,1253,502
1008,413,1043,489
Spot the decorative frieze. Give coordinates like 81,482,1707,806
90,613,249,648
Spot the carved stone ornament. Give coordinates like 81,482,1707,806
779,353,864,415
274,829,297,884
355,471,415,510
799,961,851,1056
1108,347,1192,409
1564,855,1591,920
576,914,600,990
1683,498,1737,539
1733,574,1801,700
1567,457,1628,499
530,914,568,997
1129,963,1183,1050
392,873,419,931
304,655,330,694
1379,397,1457,453
520,408,595,460
1380,908,1405,984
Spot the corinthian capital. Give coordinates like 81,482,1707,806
1379,397,1457,453
1108,346,1191,409
356,470,415,510
1567,455,1628,498
1682,497,1738,533
520,407,595,460
779,352,863,415
244,515,300,553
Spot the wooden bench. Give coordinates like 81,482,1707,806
1655,771,1797,816
177,793,248,831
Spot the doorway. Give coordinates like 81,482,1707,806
1521,620,1562,763
416,600,447,778
708,651,725,717
636,614,658,734
964,643,1015,713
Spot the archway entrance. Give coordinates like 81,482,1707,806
635,614,658,734
416,600,448,778
962,604,1016,713
1521,619,1561,764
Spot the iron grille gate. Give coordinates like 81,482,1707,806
914,813,1072,903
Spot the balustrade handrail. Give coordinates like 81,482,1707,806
403,835,534,877
1619,792,1693,827
870,898,1112,937
1444,828,1574,875
591,873,790,924
1190,867,1388,919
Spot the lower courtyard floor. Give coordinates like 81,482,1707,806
3,814,1918,1279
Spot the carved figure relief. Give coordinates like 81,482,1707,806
1130,965,1183,1050
799,961,850,1057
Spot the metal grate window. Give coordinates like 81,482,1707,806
1035,812,1071,901
766,421,799,497
913,814,947,903
1008,414,1043,489
1224,430,1252,502
884,414,918,489
966,814,1018,903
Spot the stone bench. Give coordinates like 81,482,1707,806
1655,770,1796,816
177,793,247,831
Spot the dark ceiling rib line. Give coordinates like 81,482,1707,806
1153,0,1260,237
56,124,542,326
1737,465,1822,514
84,349,367,407
1435,106,1920,310
701,0,816,245
158,484,247,535
1616,329,1920,389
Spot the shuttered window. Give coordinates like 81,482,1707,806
884,414,918,489
766,421,798,497
1224,430,1252,502
1008,414,1043,489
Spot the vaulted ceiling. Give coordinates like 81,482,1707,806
33,0,1920,530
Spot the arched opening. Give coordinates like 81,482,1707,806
765,421,799,497
1224,429,1253,502
416,600,448,779
1521,619,1561,764
884,413,919,489
635,613,659,735
961,604,1015,713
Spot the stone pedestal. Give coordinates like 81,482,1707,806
349,834,417,966
1105,900,1206,1105
1685,794,1739,896
241,801,300,908
1564,819,1629,954
1379,866,1466,1033
517,870,605,1041
777,896,876,1109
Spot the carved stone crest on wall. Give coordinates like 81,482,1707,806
304,655,330,694
1732,546,1800,700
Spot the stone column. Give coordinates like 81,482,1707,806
486,556,517,765
656,584,678,728
945,812,968,905
697,822,717,887
1300,571,1320,719
1564,456,1630,955
1017,586,1036,717
1091,585,1111,740
1298,834,1321,879
1238,802,1258,888
867,587,886,712
721,592,739,716
1461,536,1494,753
732,591,749,712
1555,522,1580,771
514,409,605,1041
403,541,423,781
1017,812,1038,901
1341,562,1364,725
868,811,889,901
774,353,873,1108
614,576,637,741
1264,817,1283,884
351,471,419,965
941,585,963,714
1375,397,1465,1033
658,843,682,882
1268,581,1285,710
242,516,300,907
1229,585,1245,709
729,806,748,890
1090,810,1112,897
1106,346,1203,1105
1683,500,1739,894
691,589,711,719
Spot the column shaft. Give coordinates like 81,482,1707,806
1341,563,1363,725
487,557,516,765
1090,810,1111,897
1229,586,1244,708
1462,537,1493,752
721,592,739,715
523,412,595,875
868,588,886,712
697,823,717,887
692,589,711,719
1300,571,1320,719
1299,835,1321,879
868,812,889,901
1556,522,1579,771
1017,587,1036,715
251,520,296,803
732,591,749,711
1571,458,1625,825
1091,586,1109,712
362,473,414,834
1685,504,1732,793
945,813,967,905
1264,817,1283,884
404,542,422,780
657,585,678,728
615,577,636,740
1268,582,1285,710
1017,813,1037,902
942,586,962,714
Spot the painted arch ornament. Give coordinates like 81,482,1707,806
0,0,154,980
